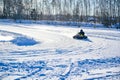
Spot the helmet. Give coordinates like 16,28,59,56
80,29,83,32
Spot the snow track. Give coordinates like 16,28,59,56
0,23,120,80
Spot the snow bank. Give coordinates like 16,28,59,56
1,19,119,29
10,36,38,46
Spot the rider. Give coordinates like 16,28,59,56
78,29,85,37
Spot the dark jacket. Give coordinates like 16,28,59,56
79,30,85,36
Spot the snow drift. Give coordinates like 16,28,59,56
10,36,38,46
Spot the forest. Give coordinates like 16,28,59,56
0,0,120,27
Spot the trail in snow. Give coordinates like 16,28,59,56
0,57,120,80
0,23,120,80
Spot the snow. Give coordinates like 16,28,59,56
0,19,119,28
0,20,120,80
11,36,38,46
0,35,14,41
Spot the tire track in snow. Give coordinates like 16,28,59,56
0,24,120,79
87,31,120,41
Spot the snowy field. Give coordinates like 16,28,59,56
0,21,120,80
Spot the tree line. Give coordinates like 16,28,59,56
0,0,120,27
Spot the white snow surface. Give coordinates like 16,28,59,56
0,35,14,41
0,21,120,80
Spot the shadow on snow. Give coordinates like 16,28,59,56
10,36,39,46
